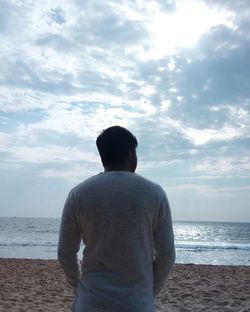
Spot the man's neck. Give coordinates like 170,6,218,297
104,166,132,172
104,163,132,172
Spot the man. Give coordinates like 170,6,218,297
58,126,175,312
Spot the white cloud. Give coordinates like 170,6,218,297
194,156,250,174
141,0,235,59
168,183,211,193
40,165,98,182
137,159,181,171
179,103,250,146
160,100,171,112
19,104,147,140
167,182,250,221
2,144,99,164
0,132,11,149
0,87,51,112
183,125,241,145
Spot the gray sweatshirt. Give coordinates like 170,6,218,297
58,171,175,312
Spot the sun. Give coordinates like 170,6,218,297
142,0,234,60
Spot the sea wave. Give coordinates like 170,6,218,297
175,241,250,251
1,240,250,251
0,241,58,247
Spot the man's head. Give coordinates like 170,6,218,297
96,126,138,172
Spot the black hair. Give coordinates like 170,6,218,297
96,126,138,166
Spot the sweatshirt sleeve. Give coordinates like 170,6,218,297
153,190,175,296
58,190,81,290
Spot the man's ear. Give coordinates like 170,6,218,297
128,148,137,172
128,148,135,162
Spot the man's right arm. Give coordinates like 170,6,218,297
58,190,81,293
153,191,175,296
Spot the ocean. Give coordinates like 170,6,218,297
0,217,249,265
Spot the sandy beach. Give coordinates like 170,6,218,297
0,259,249,312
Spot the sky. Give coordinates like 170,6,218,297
0,0,250,222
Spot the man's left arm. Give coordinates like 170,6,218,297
153,191,175,296
58,190,81,293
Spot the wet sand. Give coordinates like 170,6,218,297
0,259,249,311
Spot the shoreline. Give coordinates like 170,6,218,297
0,259,250,311
1,257,250,267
